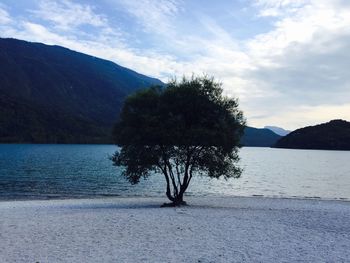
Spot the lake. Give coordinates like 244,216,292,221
0,144,349,200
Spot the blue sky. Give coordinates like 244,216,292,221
1,0,350,130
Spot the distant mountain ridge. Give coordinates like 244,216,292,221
0,38,163,143
264,126,291,136
241,126,281,147
274,119,350,150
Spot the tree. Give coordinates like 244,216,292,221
111,76,245,206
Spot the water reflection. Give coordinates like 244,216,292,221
0,144,349,200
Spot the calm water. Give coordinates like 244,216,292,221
0,144,349,200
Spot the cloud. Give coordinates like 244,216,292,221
113,0,182,34
253,0,306,17
0,5,12,25
238,0,350,128
31,0,109,31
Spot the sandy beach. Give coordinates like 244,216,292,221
1,196,350,262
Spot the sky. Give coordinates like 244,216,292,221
1,0,350,130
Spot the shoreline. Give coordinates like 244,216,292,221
1,196,350,262
0,193,349,204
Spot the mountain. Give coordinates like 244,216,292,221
264,126,291,136
274,119,350,150
0,38,163,143
241,126,282,147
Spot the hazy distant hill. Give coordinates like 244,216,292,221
274,119,350,150
241,126,281,147
264,126,291,136
0,38,163,143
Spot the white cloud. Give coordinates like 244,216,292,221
114,0,182,34
237,0,350,128
254,0,307,17
31,0,108,30
0,5,12,25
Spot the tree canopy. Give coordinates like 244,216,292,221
112,76,245,206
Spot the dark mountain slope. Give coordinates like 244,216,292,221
241,126,281,147
0,93,108,143
0,38,162,143
274,119,350,150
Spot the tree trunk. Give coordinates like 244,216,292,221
173,192,186,206
161,163,189,207
162,187,187,207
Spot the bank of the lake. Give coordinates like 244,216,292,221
1,196,349,262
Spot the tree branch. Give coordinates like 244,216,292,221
174,158,182,188
158,150,175,202
166,160,179,197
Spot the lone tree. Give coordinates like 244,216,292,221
112,76,245,206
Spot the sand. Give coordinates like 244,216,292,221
1,196,350,262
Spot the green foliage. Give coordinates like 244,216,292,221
112,76,245,205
